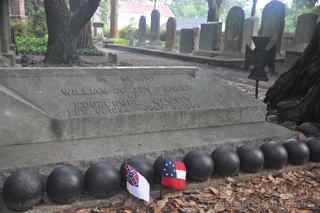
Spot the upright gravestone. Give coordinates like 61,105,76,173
179,28,194,54
137,16,147,46
150,9,161,45
165,17,177,51
290,13,318,53
193,27,201,52
242,17,259,54
207,0,218,22
199,22,222,51
259,0,285,55
223,6,245,55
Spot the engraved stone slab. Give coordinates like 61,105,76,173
0,66,266,146
179,29,194,53
199,22,222,51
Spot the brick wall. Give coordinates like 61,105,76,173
10,0,26,19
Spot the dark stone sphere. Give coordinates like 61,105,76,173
46,165,83,204
84,162,121,198
120,158,154,187
237,145,264,173
297,122,320,137
283,139,310,165
3,170,43,212
306,137,320,162
261,141,288,169
211,147,240,177
183,150,214,181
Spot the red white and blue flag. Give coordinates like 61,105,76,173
126,164,150,202
161,159,187,189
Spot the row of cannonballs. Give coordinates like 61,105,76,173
3,137,320,212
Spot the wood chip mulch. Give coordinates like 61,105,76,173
70,165,320,213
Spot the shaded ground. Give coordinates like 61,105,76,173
61,165,320,213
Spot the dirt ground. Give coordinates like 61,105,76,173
57,165,320,213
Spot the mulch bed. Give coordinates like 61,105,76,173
62,165,320,213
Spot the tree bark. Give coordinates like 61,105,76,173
44,0,100,64
110,0,118,38
264,22,320,122
77,21,94,49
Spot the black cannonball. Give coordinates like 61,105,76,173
211,147,240,177
283,139,310,165
47,165,83,204
3,170,43,212
120,158,154,187
306,137,320,162
297,122,320,137
183,150,214,182
261,141,288,169
237,145,264,173
84,162,121,198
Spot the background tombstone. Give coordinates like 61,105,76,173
207,0,218,22
193,27,201,52
165,17,177,51
150,9,161,45
289,13,318,53
259,0,285,55
179,28,194,53
138,16,147,46
223,6,245,55
242,17,259,54
199,22,222,51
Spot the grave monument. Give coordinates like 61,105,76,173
150,9,161,46
199,22,222,51
259,0,285,55
0,66,292,177
165,17,177,51
137,16,147,46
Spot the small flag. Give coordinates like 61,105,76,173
161,159,187,189
126,164,150,202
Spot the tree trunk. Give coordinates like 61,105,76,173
110,0,118,38
264,22,320,123
77,21,94,49
44,0,100,64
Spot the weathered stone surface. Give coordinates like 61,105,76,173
287,13,318,54
207,0,218,22
199,22,222,51
179,29,194,53
0,66,266,146
223,6,245,55
259,0,285,54
150,9,161,45
193,27,200,52
165,17,177,51
137,16,147,46
242,17,259,54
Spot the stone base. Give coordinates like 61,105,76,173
3,51,16,66
0,121,293,185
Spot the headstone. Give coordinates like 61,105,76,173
0,0,11,53
242,17,259,54
259,0,286,54
223,6,245,55
137,16,147,46
0,66,266,146
199,22,222,51
150,9,161,45
165,17,177,51
207,0,218,22
193,27,201,51
288,13,318,53
179,28,194,53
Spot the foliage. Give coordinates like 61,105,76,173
100,0,109,26
170,0,208,17
285,2,312,32
16,35,48,55
110,38,130,45
119,19,138,41
25,0,47,37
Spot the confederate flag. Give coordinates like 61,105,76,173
161,159,187,189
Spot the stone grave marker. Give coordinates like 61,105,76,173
165,17,177,51
179,28,195,53
137,16,147,46
150,9,161,45
242,17,259,54
199,22,222,51
223,6,245,55
259,0,285,54
288,13,318,53
0,66,266,147
193,27,201,52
